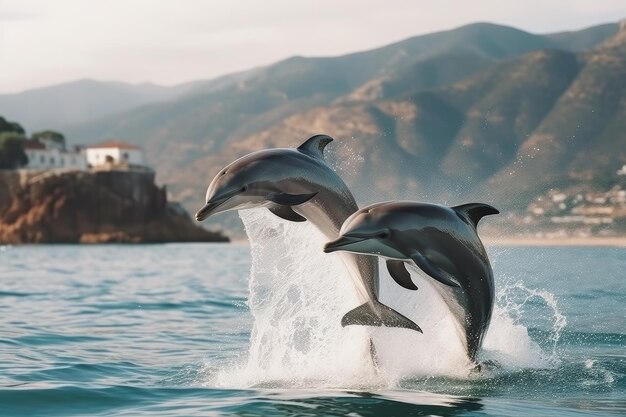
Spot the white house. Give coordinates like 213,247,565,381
23,139,87,170
85,140,145,167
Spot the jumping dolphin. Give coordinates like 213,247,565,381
324,201,499,360
196,135,421,332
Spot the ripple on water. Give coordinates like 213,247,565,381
0,243,624,416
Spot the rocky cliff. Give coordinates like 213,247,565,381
0,169,228,244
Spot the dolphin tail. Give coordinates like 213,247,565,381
341,300,422,333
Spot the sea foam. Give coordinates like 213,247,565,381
214,209,564,388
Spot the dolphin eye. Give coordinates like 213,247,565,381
240,185,248,192
378,231,389,239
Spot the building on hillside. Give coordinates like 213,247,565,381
85,140,145,167
22,139,87,170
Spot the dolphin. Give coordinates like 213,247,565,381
196,135,421,332
324,201,499,361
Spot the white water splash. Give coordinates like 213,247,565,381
214,209,566,387
215,209,377,388
482,281,567,368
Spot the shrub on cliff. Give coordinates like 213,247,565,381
32,130,66,147
0,132,28,169
0,116,25,135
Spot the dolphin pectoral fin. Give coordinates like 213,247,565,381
341,301,422,333
267,192,318,206
409,252,461,288
268,206,307,222
297,134,334,159
386,260,418,290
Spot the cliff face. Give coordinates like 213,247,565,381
0,169,228,244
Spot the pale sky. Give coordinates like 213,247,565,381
0,0,624,94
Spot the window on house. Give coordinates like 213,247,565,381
40,155,45,163
123,152,129,160
50,157,55,165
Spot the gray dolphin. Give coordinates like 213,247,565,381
196,135,421,332
324,201,499,361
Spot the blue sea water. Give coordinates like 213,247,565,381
0,233,624,415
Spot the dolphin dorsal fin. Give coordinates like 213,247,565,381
452,203,499,228
297,134,334,159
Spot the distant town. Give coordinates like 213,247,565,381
491,166,626,239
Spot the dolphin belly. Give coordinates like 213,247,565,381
406,262,492,361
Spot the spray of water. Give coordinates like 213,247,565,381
213,209,566,388
214,209,377,388
483,282,567,366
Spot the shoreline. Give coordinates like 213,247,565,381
483,236,626,247
224,236,626,248
3,236,626,247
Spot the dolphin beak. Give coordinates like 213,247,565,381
195,195,232,221
323,235,367,253
195,202,218,221
196,187,243,221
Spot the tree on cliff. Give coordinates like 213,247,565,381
0,116,25,135
0,133,28,169
32,130,65,147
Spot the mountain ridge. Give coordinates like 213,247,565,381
3,20,625,236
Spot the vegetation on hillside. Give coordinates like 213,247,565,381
0,117,28,169
32,130,66,146
0,116,25,135
0,117,72,169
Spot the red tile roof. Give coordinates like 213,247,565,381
22,139,45,150
86,140,141,150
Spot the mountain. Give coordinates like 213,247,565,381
545,22,619,51
55,21,624,234
64,23,616,158
218,24,626,203
0,80,184,132
0,69,259,133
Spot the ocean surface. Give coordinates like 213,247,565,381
1,214,624,416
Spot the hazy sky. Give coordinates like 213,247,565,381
0,0,624,94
